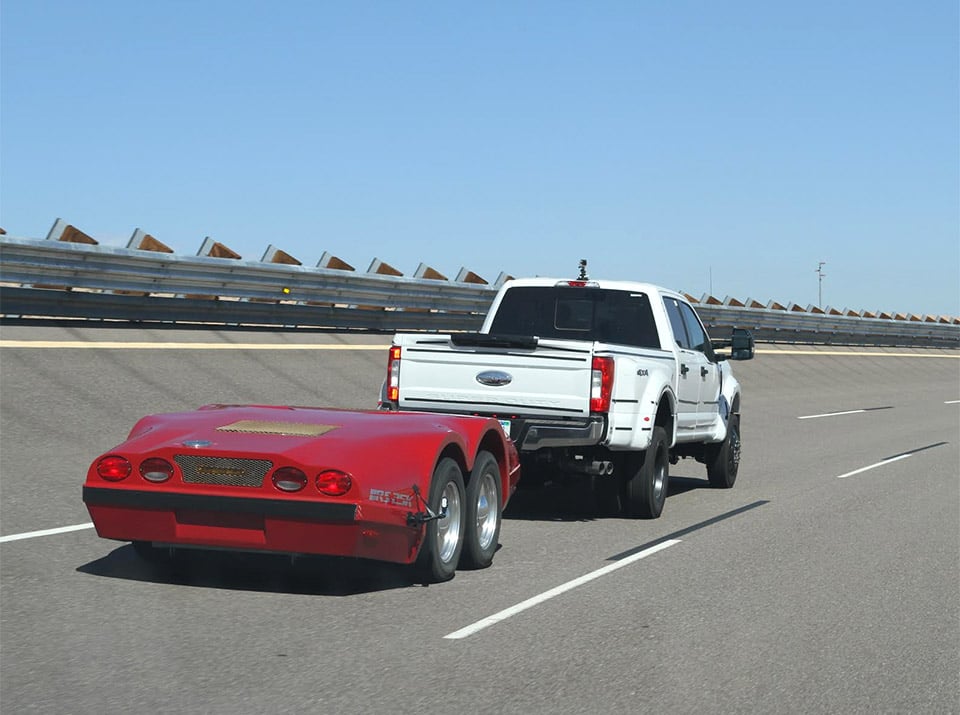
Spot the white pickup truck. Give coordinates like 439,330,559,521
380,267,755,518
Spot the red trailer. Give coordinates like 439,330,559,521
83,404,520,583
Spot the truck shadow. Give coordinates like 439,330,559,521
77,545,420,596
504,473,713,521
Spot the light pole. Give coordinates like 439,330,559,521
816,261,826,308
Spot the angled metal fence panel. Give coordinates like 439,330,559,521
697,306,958,348
1,235,958,347
0,237,497,311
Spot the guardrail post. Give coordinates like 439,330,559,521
455,268,488,285
197,237,241,259
318,252,355,271
46,218,97,244
127,229,174,253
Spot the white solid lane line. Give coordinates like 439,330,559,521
836,454,912,479
444,539,681,640
798,409,867,420
0,523,94,543
946,400,960,405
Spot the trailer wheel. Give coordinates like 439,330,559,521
415,457,465,583
706,414,740,488
461,451,502,569
623,426,669,519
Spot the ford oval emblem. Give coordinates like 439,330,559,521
476,370,513,387
182,440,212,448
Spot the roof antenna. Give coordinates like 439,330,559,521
578,259,588,280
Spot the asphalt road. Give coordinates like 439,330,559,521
1,324,958,714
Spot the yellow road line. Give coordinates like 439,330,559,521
0,341,389,350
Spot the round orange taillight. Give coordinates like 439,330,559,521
97,456,132,481
272,467,308,492
140,458,174,483
316,470,352,496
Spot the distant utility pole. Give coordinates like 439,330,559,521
816,261,827,308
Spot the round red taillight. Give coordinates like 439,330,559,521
316,470,352,496
272,467,307,492
97,456,132,481
140,458,174,483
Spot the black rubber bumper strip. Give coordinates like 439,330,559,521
82,486,358,522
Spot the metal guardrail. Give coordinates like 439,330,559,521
1,235,958,347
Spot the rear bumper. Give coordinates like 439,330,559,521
514,416,606,451
83,486,421,565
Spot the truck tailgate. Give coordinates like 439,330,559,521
396,337,593,417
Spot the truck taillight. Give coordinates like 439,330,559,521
387,346,401,402
590,356,614,413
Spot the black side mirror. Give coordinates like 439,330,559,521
729,328,755,361
713,328,755,361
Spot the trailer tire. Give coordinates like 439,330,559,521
460,451,502,569
623,426,669,519
707,414,740,489
415,457,465,583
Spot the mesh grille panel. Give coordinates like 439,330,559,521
174,455,272,487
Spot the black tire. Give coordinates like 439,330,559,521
414,457,466,583
460,451,502,569
623,426,669,519
132,540,174,564
593,474,623,517
707,413,740,488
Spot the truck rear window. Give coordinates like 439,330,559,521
489,287,661,349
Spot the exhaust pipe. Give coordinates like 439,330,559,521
586,460,613,476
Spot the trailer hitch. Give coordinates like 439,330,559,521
406,485,448,526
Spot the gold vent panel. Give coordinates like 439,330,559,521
216,420,340,437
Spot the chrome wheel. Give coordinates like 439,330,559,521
652,457,666,502
474,471,499,552
436,480,462,564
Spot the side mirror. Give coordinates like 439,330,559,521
729,328,755,360
713,328,755,361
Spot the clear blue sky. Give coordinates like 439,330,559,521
2,1,958,316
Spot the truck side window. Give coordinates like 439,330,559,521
678,302,712,355
664,298,691,350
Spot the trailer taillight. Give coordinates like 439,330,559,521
316,470,353,496
272,467,308,492
590,356,614,413
140,458,174,483
386,346,401,402
97,456,132,481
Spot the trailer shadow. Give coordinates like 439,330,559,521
504,473,714,521
77,544,420,596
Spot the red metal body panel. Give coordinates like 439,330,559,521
83,405,520,565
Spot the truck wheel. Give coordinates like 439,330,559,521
415,457,465,583
624,426,669,519
707,414,740,488
461,451,502,569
